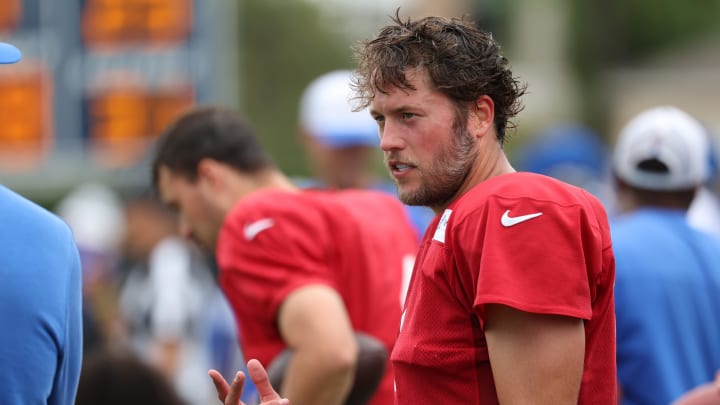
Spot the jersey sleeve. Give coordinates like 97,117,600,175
454,196,598,323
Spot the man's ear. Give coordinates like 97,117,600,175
197,158,222,189
470,95,495,138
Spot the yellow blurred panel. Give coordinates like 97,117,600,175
87,80,195,168
81,0,193,46
0,67,52,170
0,0,22,32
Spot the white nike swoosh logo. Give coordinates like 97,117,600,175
501,210,542,227
243,218,275,240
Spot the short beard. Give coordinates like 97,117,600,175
398,121,477,207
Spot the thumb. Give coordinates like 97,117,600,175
247,359,286,403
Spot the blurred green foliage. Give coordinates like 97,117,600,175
567,0,720,134
236,0,720,165
238,0,358,177
471,0,516,45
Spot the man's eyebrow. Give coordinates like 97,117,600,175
370,105,415,116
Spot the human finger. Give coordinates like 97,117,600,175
247,359,285,403
226,371,247,405
208,369,231,403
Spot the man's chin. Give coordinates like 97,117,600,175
397,188,426,206
399,185,456,208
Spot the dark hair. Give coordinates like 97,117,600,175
614,175,697,210
75,349,187,405
352,11,526,141
151,106,275,188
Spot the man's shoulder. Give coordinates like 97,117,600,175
221,189,332,245
0,185,72,241
0,188,80,315
444,173,612,241
228,189,316,220
455,172,595,212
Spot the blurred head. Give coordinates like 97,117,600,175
56,182,126,255
0,42,21,64
76,349,186,405
352,12,525,144
612,106,709,211
152,106,276,251
299,70,380,189
704,126,720,193
122,196,178,261
55,183,125,288
516,123,611,200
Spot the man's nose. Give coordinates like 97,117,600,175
379,122,404,152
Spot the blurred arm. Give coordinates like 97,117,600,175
277,284,357,405
484,304,585,405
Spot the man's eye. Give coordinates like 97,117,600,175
402,112,415,120
373,115,385,123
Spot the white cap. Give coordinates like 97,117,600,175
55,183,126,253
299,70,378,148
612,106,709,191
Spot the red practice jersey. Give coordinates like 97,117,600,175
216,188,418,405
391,172,616,404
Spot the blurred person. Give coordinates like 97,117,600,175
55,182,126,352
514,122,615,208
351,13,617,404
75,348,187,405
118,195,233,404
610,106,720,405
688,126,720,238
298,69,433,238
0,41,83,404
151,106,419,405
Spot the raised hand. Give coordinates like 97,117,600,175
209,359,289,405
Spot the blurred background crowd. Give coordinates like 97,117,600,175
1,0,720,404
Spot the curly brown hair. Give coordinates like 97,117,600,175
352,11,526,142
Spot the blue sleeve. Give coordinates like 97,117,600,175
48,235,83,405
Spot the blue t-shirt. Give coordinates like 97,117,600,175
0,185,83,404
612,208,720,405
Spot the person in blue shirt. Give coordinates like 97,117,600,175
0,42,83,404
688,127,720,238
610,106,720,405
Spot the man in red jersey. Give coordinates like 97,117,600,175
348,12,616,404
151,106,418,405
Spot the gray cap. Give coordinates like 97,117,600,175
612,106,709,191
